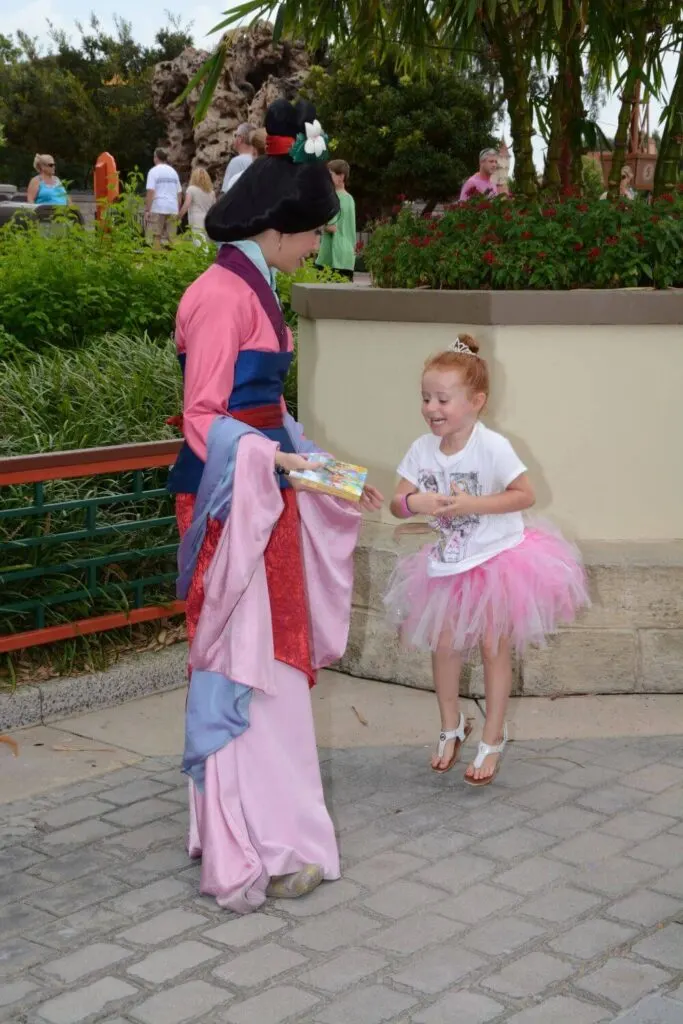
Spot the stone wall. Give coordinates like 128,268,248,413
292,285,683,695
151,23,310,182
341,525,683,695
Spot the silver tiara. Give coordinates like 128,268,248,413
448,339,475,356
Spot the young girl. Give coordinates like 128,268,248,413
316,159,357,281
384,336,589,786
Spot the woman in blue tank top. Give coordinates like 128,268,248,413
27,154,68,206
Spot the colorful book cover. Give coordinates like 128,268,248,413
289,457,368,503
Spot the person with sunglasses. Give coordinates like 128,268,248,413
27,154,68,206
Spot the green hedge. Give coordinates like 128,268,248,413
364,190,683,290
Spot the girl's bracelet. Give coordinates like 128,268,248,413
398,493,416,518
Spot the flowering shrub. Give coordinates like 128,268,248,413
364,189,683,290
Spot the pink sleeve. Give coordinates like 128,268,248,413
180,289,244,461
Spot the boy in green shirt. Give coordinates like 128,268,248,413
316,160,357,281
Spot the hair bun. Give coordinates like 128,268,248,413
265,99,316,142
458,333,479,355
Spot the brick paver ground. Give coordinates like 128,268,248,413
1,735,682,1023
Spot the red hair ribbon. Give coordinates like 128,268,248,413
266,134,295,156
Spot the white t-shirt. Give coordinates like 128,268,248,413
397,422,527,577
221,154,253,192
146,163,181,214
185,186,214,231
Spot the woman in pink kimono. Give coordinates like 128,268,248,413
167,99,383,913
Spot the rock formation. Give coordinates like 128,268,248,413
151,22,311,183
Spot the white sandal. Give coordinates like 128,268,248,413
432,713,474,774
464,723,508,787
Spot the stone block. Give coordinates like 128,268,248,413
520,885,603,924
506,995,610,1023
102,819,182,854
624,763,683,793
213,943,307,988
104,779,173,805
482,951,576,997
41,797,115,829
581,555,683,630
128,940,220,983
0,845,46,874
549,918,637,959
629,833,683,869
522,630,638,695
130,980,232,1024
0,978,41,1010
608,994,683,1023
42,943,132,984
579,856,663,897
36,977,138,1024
339,607,433,691
0,871,48,903
412,990,504,1024
365,911,464,955
438,883,521,924
27,873,128,916
363,879,444,919
391,945,487,995
224,985,317,1024
607,889,681,927
345,850,426,887
40,819,119,848
288,909,378,952
109,878,192,916
315,984,416,1024
529,805,605,837
104,848,189,886
297,949,388,993
631,922,683,969
549,830,629,865
0,937,47,978
640,631,683,691
576,957,671,1009
462,915,546,956
118,909,208,946
416,852,498,893
28,849,117,884
203,914,285,948
492,856,575,894
102,797,177,828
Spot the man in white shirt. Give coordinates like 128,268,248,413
221,123,255,193
144,148,182,248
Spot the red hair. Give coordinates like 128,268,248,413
423,334,489,399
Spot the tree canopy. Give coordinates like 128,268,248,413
0,17,193,189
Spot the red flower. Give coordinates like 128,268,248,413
520,230,533,240
651,215,661,223
588,247,601,260
482,249,497,265
659,192,674,203
542,207,557,218
604,235,619,246
573,242,583,251
475,200,492,212
635,233,645,246
577,203,589,212
396,193,407,202
456,222,467,230
355,241,365,253
537,251,547,259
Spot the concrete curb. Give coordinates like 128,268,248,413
0,644,187,731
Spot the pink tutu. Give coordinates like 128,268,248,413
383,526,589,656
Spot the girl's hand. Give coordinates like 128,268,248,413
408,492,460,518
359,484,383,512
450,486,479,516
275,452,322,475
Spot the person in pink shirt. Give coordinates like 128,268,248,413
459,148,502,202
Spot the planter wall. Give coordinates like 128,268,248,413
292,285,683,695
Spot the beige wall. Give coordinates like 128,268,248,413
297,317,683,541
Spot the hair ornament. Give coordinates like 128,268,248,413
289,120,329,164
448,338,476,356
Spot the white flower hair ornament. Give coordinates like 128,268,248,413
289,120,330,164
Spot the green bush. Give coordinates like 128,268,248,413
0,215,213,352
364,189,683,290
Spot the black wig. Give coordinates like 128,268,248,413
205,100,339,244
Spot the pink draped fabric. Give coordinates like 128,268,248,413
187,433,361,912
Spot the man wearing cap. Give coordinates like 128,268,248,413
221,123,256,193
459,148,502,202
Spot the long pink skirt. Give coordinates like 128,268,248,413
384,526,589,656
188,661,340,914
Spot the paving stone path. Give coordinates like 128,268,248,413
1,735,682,1023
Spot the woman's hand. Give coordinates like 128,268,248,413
274,451,322,475
407,492,460,518
359,484,384,512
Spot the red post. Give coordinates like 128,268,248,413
94,152,120,222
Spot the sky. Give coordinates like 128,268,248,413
2,0,678,172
